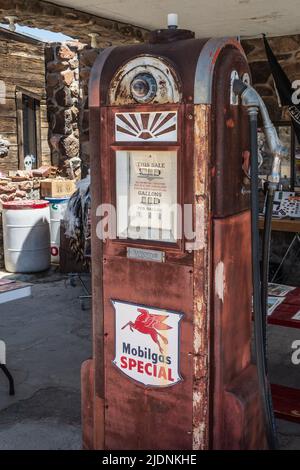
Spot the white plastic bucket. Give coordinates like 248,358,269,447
2,200,50,273
45,197,69,263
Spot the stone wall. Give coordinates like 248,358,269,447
45,42,102,175
78,47,101,176
0,0,148,46
242,35,300,121
1,0,146,175
46,42,82,174
0,178,40,203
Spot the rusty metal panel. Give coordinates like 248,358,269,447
192,104,211,450
223,365,267,450
81,359,94,450
90,39,208,107
89,106,106,450
212,210,257,449
212,46,251,217
194,38,246,105
103,257,194,450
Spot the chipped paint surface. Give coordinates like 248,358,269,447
215,261,225,302
192,390,206,448
193,300,203,353
193,104,211,450
194,38,245,104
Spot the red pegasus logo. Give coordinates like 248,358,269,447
122,308,172,353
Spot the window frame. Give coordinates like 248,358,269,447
16,86,42,170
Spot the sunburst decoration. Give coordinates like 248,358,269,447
115,111,177,142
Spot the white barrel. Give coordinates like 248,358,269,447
45,197,69,264
2,200,50,273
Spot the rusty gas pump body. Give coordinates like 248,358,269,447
82,29,267,450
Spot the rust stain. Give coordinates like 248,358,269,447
226,118,235,128
192,104,211,450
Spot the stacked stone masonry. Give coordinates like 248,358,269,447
46,43,82,173
45,43,102,176
0,179,40,203
242,35,300,122
0,0,148,46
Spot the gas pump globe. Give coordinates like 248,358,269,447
130,73,157,103
82,21,271,450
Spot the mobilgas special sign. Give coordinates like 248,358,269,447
112,300,183,387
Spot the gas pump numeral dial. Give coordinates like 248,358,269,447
130,73,157,103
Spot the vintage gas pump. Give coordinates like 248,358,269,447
81,18,283,450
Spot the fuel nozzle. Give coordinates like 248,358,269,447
233,78,288,189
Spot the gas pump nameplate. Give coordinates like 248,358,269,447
115,111,177,142
127,247,165,262
112,300,183,387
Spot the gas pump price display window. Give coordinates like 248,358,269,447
115,149,178,243
111,105,182,246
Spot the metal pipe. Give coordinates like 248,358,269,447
248,110,278,450
233,79,288,187
261,186,275,356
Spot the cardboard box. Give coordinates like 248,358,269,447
40,179,76,198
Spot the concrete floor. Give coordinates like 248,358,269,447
0,269,299,450
0,269,91,450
